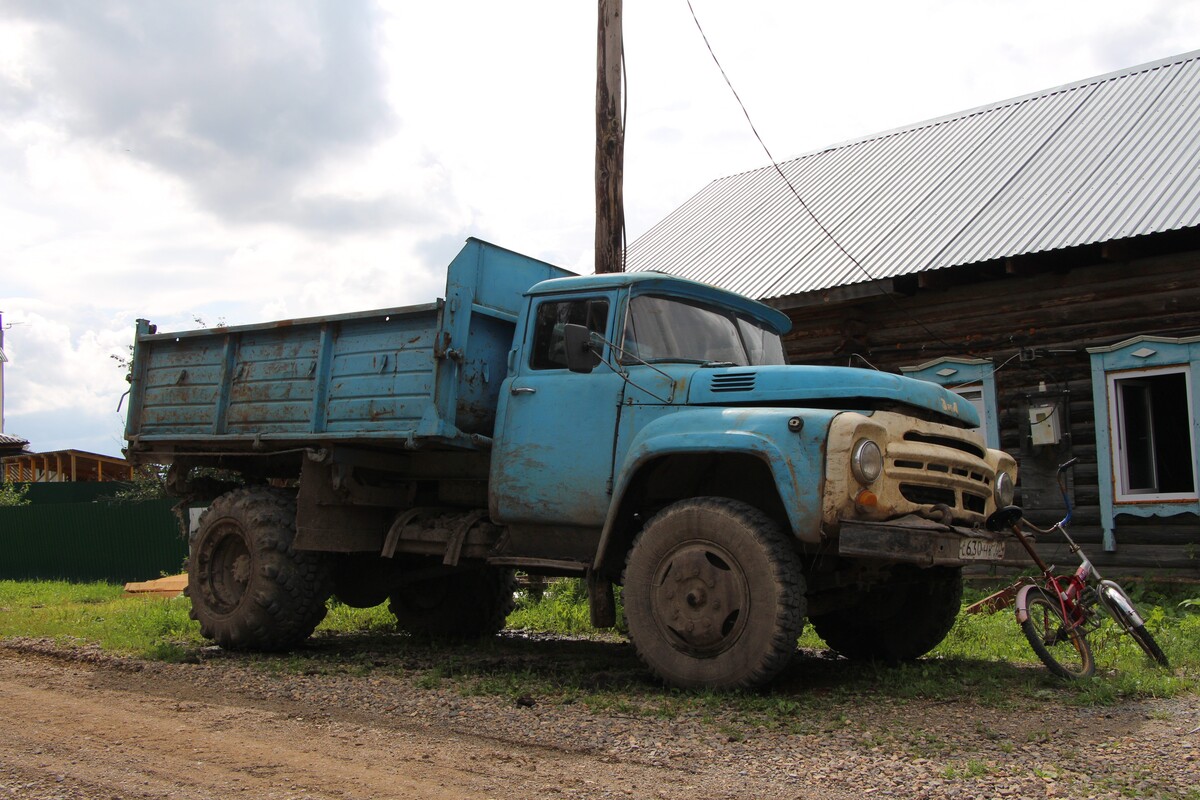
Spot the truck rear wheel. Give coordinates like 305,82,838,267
388,565,516,639
187,487,332,651
331,554,399,609
623,497,806,690
809,564,962,662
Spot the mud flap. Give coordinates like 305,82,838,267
587,570,616,628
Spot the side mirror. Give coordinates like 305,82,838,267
563,323,602,373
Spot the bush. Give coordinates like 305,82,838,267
0,482,30,507
507,578,625,635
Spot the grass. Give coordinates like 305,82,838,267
2,577,1198,711
0,580,205,660
507,578,626,635
941,758,992,779
506,578,598,635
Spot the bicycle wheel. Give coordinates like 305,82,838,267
1127,624,1170,667
1097,582,1170,668
1019,587,1095,679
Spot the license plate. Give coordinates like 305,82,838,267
959,538,1005,560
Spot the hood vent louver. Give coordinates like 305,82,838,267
710,372,757,393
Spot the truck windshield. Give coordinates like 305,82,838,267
620,294,786,366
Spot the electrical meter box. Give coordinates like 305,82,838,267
1028,404,1062,445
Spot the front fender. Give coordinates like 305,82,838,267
1014,583,1042,624
1098,580,1145,628
593,408,838,572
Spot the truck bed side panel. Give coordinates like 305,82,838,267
320,313,437,435
125,238,574,455
132,308,439,441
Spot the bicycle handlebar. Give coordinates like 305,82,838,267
985,459,1079,533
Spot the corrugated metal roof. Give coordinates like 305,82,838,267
0,433,29,449
627,51,1200,301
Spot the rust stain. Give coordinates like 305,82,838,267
367,401,394,421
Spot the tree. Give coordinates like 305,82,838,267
0,482,30,507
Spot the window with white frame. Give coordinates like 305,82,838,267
1108,366,1196,500
1087,335,1200,551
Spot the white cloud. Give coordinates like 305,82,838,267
0,308,131,452
2,0,1198,456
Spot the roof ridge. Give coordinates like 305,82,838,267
715,49,1200,179
630,49,1200,302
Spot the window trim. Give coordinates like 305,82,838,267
1088,334,1200,551
1106,365,1196,503
899,357,1000,449
527,296,612,371
618,291,786,367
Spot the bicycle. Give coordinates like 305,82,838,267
983,458,1169,679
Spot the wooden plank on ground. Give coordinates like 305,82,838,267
123,574,187,598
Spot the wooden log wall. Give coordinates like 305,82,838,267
778,239,1200,577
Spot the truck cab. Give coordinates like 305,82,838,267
488,271,1015,688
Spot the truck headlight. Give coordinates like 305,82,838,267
851,439,883,485
994,471,1015,507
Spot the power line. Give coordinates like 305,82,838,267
683,0,971,358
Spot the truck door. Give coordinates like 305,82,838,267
491,295,623,526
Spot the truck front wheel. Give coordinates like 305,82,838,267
187,487,333,651
809,564,962,662
623,497,806,690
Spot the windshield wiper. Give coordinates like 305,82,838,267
640,357,710,365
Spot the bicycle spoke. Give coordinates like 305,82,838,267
1019,588,1094,679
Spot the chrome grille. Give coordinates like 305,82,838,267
888,435,994,518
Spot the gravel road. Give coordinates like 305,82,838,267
1,636,1197,799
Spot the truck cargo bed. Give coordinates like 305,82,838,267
125,239,571,456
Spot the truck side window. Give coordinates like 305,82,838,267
530,299,609,370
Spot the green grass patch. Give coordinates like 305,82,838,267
2,577,1197,716
320,600,396,634
0,579,205,659
0,580,125,607
507,578,625,635
0,580,398,661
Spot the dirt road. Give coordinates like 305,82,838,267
2,642,855,800
1,640,1197,799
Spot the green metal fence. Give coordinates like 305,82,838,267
21,481,137,505
0,484,186,583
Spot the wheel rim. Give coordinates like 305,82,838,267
200,522,252,614
1028,595,1090,677
650,540,750,656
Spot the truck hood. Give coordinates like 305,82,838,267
686,365,981,428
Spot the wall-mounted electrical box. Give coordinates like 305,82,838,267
1028,403,1062,445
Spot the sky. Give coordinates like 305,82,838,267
1,0,1198,459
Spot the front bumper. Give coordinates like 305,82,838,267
836,515,1007,567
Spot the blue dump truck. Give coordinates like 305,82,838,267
125,238,1017,690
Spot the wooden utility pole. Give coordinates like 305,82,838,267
0,312,7,434
595,0,624,273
